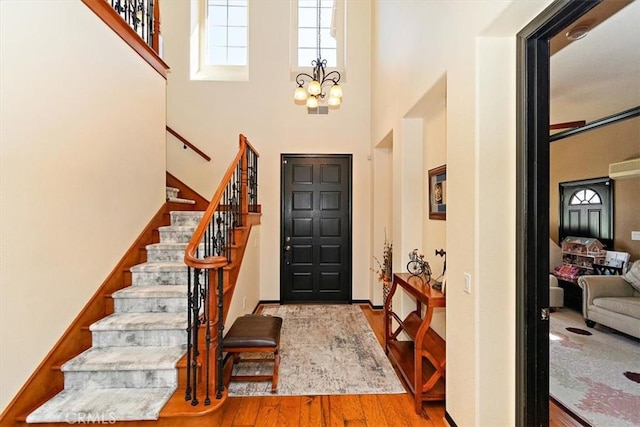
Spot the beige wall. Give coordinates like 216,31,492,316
162,0,372,302
550,117,640,260
371,1,552,425
0,1,167,412
225,228,262,326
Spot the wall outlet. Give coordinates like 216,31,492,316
242,297,246,309
464,273,471,294
632,231,640,241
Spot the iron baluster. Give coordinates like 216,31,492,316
204,268,211,405
216,267,225,399
190,267,201,406
185,265,192,402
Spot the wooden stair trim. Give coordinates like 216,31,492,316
166,172,210,210
81,0,169,78
1,202,185,425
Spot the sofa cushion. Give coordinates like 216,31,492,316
623,260,640,293
592,297,640,320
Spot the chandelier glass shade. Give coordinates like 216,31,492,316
294,0,342,109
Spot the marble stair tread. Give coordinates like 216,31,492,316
167,197,196,205
62,345,186,372
112,285,187,299
25,387,175,423
90,313,187,331
130,262,188,272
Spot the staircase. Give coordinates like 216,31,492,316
26,188,201,423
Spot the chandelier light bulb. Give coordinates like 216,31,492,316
306,95,319,109
328,96,341,106
294,86,308,101
308,80,322,96
329,84,343,99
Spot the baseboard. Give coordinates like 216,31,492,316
257,300,382,310
445,411,457,427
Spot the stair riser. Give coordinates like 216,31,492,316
92,330,187,347
131,270,191,286
158,228,194,243
170,212,204,227
166,188,179,199
146,245,205,263
64,369,177,390
114,298,187,314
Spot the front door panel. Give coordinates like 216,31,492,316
281,155,352,302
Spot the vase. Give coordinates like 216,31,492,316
382,280,392,309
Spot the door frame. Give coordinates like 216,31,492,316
515,0,600,425
279,153,353,303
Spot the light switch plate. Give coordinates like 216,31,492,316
464,273,471,294
632,231,640,241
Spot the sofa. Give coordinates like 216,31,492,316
578,260,640,339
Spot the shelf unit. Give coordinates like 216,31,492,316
560,236,606,276
384,273,446,414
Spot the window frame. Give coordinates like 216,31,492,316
290,0,346,81
190,0,249,82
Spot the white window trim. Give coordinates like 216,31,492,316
289,0,346,82
190,0,249,82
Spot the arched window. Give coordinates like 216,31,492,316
569,188,602,205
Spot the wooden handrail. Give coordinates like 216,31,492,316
166,126,212,162
184,135,248,268
81,0,169,78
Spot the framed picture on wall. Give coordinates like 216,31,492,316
428,165,446,220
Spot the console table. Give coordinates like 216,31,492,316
384,273,446,414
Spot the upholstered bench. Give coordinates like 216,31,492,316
222,314,283,392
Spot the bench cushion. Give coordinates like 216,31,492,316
223,314,283,348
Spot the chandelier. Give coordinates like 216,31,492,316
293,0,342,109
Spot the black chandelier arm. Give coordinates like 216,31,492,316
295,72,315,86
323,70,341,85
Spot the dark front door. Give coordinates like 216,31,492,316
559,177,614,249
280,154,352,303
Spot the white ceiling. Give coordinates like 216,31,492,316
550,0,640,125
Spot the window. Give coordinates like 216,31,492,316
292,0,344,77
191,0,248,81
569,188,602,205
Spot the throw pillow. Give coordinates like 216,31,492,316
623,260,640,293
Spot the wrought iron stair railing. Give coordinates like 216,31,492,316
183,134,259,406
109,0,160,52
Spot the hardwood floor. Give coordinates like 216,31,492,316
13,303,585,427
156,304,579,427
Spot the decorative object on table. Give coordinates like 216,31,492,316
433,249,446,291
428,165,446,220
407,249,431,281
373,236,393,306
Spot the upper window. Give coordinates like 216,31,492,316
292,0,344,75
569,189,602,205
191,0,248,81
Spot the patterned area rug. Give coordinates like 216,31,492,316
227,305,406,396
549,309,640,426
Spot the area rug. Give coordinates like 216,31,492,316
549,309,640,427
226,304,406,396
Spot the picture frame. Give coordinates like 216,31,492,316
428,165,446,220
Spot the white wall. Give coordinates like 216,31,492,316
371,1,552,425
225,227,261,327
0,1,167,411
162,0,372,302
